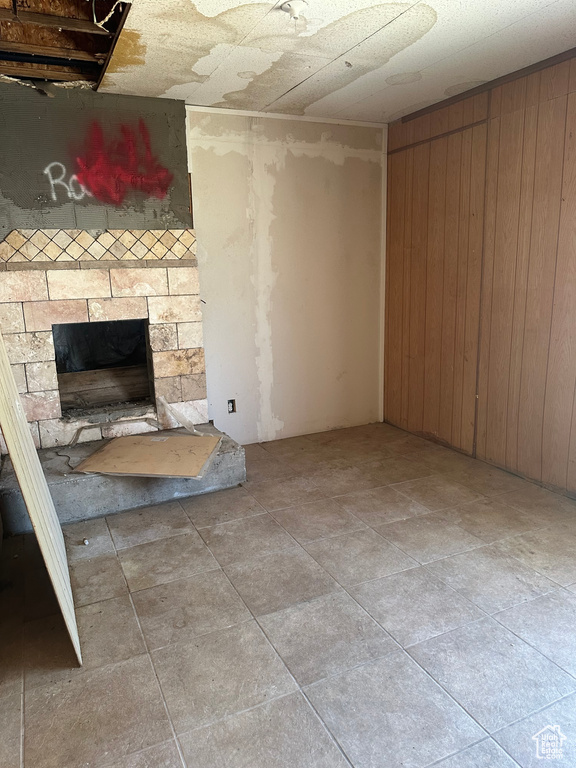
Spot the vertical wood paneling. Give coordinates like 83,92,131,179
386,54,576,497
407,142,429,434
505,103,538,471
451,128,472,447
438,132,462,443
484,108,525,466
400,149,414,430
384,151,406,425
423,137,447,438
461,124,486,453
544,92,576,488
516,95,567,481
475,116,500,459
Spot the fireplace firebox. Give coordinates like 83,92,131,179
53,319,153,414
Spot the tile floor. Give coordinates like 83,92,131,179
2,422,576,767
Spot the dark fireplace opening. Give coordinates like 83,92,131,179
53,319,154,414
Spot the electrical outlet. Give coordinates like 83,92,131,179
227,399,236,414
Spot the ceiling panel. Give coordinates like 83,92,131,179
100,0,576,123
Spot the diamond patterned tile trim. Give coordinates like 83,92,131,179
0,229,196,262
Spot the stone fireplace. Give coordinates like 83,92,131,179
0,227,206,452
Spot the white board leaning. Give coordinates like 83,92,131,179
0,328,81,664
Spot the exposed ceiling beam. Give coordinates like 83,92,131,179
0,9,112,35
0,62,96,81
0,41,103,64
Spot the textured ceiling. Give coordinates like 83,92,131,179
99,0,576,123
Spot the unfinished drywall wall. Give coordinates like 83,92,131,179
0,82,191,236
187,111,385,444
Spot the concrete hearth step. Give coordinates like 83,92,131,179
0,424,245,535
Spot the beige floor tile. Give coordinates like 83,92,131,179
198,514,295,567
25,656,172,768
225,547,340,617
180,486,265,528
95,740,184,768
410,618,576,732
497,525,576,586
305,464,385,496
495,590,576,676
377,514,484,564
152,621,297,733
132,570,251,650
334,485,430,526
305,529,417,586
106,501,194,549
427,544,557,613
445,463,530,497
118,532,218,591
434,497,539,543
350,567,483,647
244,475,326,511
498,484,576,526
392,475,483,511
493,693,576,767
63,517,115,561
433,739,520,767
179,692,349,768
24,595,146,689
306,651,484,768
259,592,397,685
0,693,22,768
270,498,366,544
70,554,128,607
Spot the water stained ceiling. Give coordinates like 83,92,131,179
99,0,576,123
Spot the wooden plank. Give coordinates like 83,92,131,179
0,327,81,664
74,433,221,478
0,9,111,34
438,131,462,444
540,61,571,102
0,39,100,62
422,137,447,439
543,92,576,490
475,117,500,459
484,108,524,466
384,151,406,426
0,62,95,80
407,142,429,435
517,95,567,481
451,127,472,449
499,78,526,116
58,365,150,409
505,103,538,471
400,148,414,430
461,123,487,454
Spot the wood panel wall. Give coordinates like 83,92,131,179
385,56,576,495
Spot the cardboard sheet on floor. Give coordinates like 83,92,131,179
0,327,82,664
73,433,221,478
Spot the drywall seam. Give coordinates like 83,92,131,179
251,137,284,442
379,124,389,422
186,105,384,129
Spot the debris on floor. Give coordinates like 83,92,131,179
73,432,222,478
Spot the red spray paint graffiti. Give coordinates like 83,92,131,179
74,120,173,205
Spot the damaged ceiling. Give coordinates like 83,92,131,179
0,0,127,84
100,0,576,122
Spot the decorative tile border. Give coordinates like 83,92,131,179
0,229,196,263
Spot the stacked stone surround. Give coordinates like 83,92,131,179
0,228,206,453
